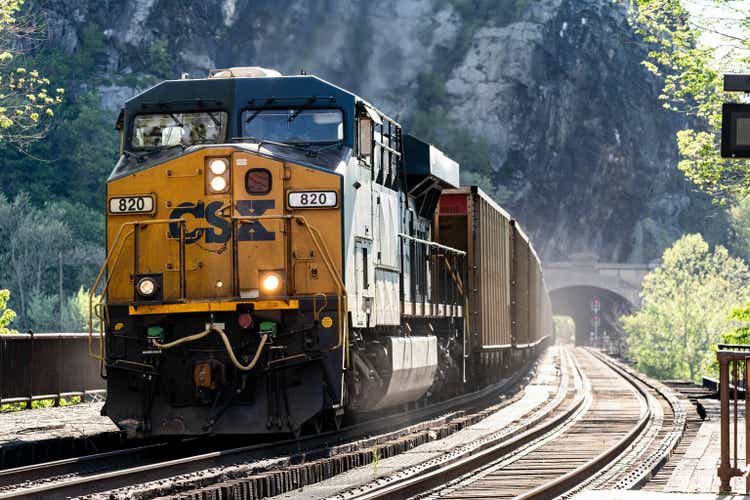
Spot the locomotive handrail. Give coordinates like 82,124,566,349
233,214,349,367
88,218,188,364
398,232,467,256
91,215,349,371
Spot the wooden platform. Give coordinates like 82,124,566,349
659,399,747,494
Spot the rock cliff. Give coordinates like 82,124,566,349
42,0,727,262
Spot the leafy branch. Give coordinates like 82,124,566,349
626,0,750,204
0,0,62,148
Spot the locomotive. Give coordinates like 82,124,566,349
91,67,551,437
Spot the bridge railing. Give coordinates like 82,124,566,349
0,333,105,408
717,344,750,493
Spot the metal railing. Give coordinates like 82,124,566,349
0,333,105,407
89,214,349,368
88,218,188,363
717,344,750,492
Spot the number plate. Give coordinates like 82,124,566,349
288,190,337,208
109,195,155,214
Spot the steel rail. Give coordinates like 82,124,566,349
576,349,688,491
336,347,585,500
0,348,544,500
346,347,662,500
515,352,653,499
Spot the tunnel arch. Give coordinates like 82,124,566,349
549,285,634,347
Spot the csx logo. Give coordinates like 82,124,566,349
168,200,275,244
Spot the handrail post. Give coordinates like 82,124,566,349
133,222,140,302
719,353,732,491
179,220,186,300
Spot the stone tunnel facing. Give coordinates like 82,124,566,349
550,286,633,348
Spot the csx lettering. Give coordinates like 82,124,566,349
168,200,275,244
234,200,275,242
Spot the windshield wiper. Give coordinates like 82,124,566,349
169,113,184,128
245,98,276,124
151,143,186,155
309,142,344,155
287,97,316,124
231,137,341,158
206,111,221,127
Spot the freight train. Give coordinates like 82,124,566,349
90,67,552,437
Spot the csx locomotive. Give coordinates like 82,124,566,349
92,67,551,437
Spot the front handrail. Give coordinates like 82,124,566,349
88,219,187,363
89,215,348,370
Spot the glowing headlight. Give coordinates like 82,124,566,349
137,277,158,297
209,158,228,175
260,272,282,294
210,175,227,192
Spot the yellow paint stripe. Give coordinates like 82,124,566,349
129,299,300,316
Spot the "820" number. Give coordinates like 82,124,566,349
109,195,155,214
288,191,337,208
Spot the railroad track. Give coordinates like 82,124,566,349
331,347,687,500
0,349,546,500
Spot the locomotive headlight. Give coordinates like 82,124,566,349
205,157,230,194
260,272,283,295
137,277,158,297
209,158,228,175
210,175,227,192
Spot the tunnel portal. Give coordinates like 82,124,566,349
550,285,633,349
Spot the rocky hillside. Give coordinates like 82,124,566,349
42,0,727,262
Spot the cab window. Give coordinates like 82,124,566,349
241,109,343,144
131,111,228,149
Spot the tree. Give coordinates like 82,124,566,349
0,0,63,147
729,194,750,260
627,0,750,204
0,288,16,333
622,233,750,381
0,192,74,327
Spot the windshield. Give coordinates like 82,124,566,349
241,109,343,144
131,111,228,149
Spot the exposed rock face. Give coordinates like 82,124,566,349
42,0,727,262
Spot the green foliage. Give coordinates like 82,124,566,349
729,195,750,260
553,316,576,343
627,0,750,204
146,40,173,79
0,0,63,147
0,288,16,333
0,90,119,207
722,304,750,345
0,18,116,332
622,233,750,381
0,193,102,330
1,395,81,413
64,287,98,333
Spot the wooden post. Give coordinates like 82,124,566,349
720,354,732,491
